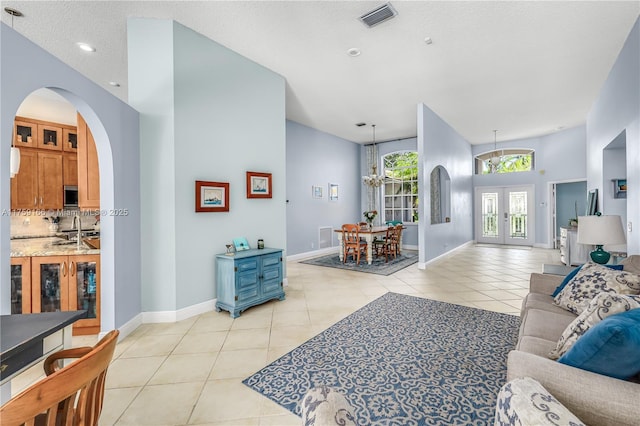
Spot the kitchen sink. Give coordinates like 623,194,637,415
83,238,100,249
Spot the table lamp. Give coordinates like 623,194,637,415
577,214,626,264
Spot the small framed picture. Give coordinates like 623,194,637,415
233,237,251,251
246,171,272,199
312,185,323,199
329,183,338,201
195,180,229,212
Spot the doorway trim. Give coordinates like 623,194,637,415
547,178,586,250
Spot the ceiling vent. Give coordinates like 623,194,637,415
359,3,397,28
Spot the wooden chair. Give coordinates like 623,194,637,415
0,329,119,426
342,224,367,265
373,224,402,262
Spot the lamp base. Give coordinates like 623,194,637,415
590,245,611,264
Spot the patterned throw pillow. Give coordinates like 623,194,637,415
549,293,640,360
553,262,640,315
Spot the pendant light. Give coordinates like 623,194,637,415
362,125,385,187
6,7,22,178
489,130,500,173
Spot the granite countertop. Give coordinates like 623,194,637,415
11,236,100,257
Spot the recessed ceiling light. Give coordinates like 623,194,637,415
347,47,361,57
76,42,96,53
424,37,433,45
108,81,121,87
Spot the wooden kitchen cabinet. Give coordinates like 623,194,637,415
10,149,38,210
37,151,64,209
63,153,78,186
77,113,100,210
10,257,32,314
11,149,63,210
37,123,63,151
30,255,100,335
62,127,78,153
14,118,37,148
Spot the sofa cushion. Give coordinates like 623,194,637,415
558,308,640,380
553,263,640,315
549,293,640,359
523,293,577,317
551,264,624,297
520,309,576,343
300,385,356,426
516,336,558,357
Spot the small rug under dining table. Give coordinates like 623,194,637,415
243,292,520,425
300,250,418,275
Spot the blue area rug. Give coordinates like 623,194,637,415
300,251,418,275
243,292,519,425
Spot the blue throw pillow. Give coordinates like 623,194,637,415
551,264,624,297
558,308,640,379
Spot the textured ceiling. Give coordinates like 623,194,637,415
3,1,639,144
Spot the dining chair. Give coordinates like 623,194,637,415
374,224,402,262
0,329,119,426
342,224,367,265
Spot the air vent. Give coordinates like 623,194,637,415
359,3,397,28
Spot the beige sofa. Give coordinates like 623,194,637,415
507,255,640,426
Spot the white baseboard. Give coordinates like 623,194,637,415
417,240,475,269
141,299,216,324
534,242,554,249
112,313,143,340
287,246,340,262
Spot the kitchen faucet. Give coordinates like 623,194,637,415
74,212,82,249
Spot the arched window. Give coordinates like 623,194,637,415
382,152,418,223
475,149,535,174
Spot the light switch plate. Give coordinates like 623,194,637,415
628,222,633,232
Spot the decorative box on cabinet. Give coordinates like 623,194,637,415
215,248,285,318
560,227,589,266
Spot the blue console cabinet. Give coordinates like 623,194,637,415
215,248,285,318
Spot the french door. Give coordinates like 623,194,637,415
475,186,534,246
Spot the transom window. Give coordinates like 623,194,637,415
475,149,534,174
382,152,418,223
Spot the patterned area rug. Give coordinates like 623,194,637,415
243,292,519,425
300,251,418,275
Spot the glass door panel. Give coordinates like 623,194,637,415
481,192,499,238
10,258,31,314
75,261,98,319
40,263,62,312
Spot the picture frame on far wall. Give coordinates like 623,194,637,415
587,188,598,215
312,185,323,199
195,180,229,212
329,183,338,201
246,171,272,198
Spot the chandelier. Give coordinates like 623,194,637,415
488,129,501,173
362,124,385,187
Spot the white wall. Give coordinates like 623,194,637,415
0,24,141,330
128,19,286,313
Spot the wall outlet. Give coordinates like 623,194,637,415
311,242,315,249
628,222,633,232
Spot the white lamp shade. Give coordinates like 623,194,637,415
577,215,626,245
10,147,20,178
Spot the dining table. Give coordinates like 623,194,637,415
334,225,403,265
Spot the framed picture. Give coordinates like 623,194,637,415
233,237,251,251
312,185,323,199
195,180,229,212
246,171,272,198
587,188,598,215
329,183,338,201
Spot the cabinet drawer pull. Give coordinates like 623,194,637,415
40,196,43,205
34,197,37,206
62,261,67,277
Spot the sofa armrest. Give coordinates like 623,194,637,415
507,350,640,426
529,273,563,295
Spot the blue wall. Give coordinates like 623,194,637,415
286,121,360,256
0,24,141,331
556,181,587,237
129,19,286,313
587,18,639,254
417,104,474,265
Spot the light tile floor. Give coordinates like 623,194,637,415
11,244,561,425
